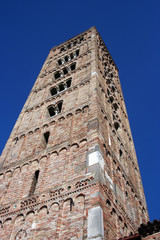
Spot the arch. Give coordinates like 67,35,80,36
42,124,49,128
5,170,12,179
21,163,29,173
38,205,48,214
49,202,60,211
70,143,79,150
50,87,58,96
31,159,39,167
50,151,58,157
79,138,87,147
114,121,120,131
48,105,56,117
35,127,40,132
70,62,76,71
26,210,35,216
82,105,89,113
75,109,82,114
3,217,12,225
66,113,73,118
13,167,21,176
76,193,85,199
0,173,4,181
59,147,67,154
58,116,65,122
49,120,56,125
54,71,61,79
57,101,63,113
14,214,24,224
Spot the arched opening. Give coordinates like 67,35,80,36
70,63,76,71
50,87,57,96
48,106,56,117
59,83,65,92
58,59,62,65
66,79,72,88
29,170,40,195
114,122,120,131
44,132,50,144
65,56,69,62
57,101,63,113
54,71,61,79
63,68,68,75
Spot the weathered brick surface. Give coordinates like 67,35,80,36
0,27,148,239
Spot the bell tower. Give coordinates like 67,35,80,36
0,27,148,240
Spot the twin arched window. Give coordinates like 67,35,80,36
47,101,63,117
50,79,72,96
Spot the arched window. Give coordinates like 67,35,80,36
76,49,79,57
29,170,40,195
63,68,68,75
58,59,62,65
114,122,120,131
70,63,76,71
54,71,61,79
48,106,56,117
59,83,65,92
50,87,57,96
44,131,50,144
66,79,71,88
65,56,69,62
57,101,63,113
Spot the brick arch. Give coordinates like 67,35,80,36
5,170,12,179
3,217,12,226
79,138,87,147
70,143,79,150
38,205,48,214
14,214,24,225
50,151,58,157
21,163,29,173
58,147,67,154
13,167,21,176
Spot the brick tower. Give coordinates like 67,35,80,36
0,27,148,239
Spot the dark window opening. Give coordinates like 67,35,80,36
114,122,120,131
57,101,63,113
119,149,123,157
68,44,71,49
58,59,62,65
50,87,57,96
106,199,111,206
54,71,60,79
76,50,79,56
44,131,50,144
48,106,56,117
113,103,118,111
109,96,114,103
29,170,40,195
59,84,65,91
70,53,74,60
66,79,71,88
70,63,76,71
65,56,69,62
63,68,68,75
112,86,116,92
61,47,64,52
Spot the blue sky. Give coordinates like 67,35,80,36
0,0,159,221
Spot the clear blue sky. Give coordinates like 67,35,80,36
0,0,159,222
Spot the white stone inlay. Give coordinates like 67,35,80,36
87,206,104,239
88,151,104,169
